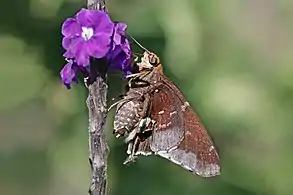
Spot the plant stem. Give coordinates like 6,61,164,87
86,0,109,194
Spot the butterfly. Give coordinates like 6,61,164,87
110,44,220,177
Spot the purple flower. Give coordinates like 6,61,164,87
113,23,127,46
60,60,77,89
62,8,114,66
107,43,132,76
107,23,132,76
60,9,133,89
60,59,90,89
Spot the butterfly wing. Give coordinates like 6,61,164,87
150,76,220,177
148,84,185,152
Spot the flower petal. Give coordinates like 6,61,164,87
107,43,132,77
63,50,74,58
113,33,121,46
86,34,111,58
113,22,128,45
116,23,127,34
121,38,131,54
62,37,71,50
76,9,88,26
60,60,76,89
62,36,81,53
73,41,90,66
76,9,113,28
93,13,114,34
61,18,81,37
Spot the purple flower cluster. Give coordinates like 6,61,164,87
60,8,132,88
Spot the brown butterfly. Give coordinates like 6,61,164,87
110,44,220,177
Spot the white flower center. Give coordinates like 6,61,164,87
81,27,94,41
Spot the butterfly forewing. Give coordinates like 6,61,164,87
180,107,220,177
149,84,185,152
150,76,220,177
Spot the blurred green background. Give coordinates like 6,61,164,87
1,0,293,194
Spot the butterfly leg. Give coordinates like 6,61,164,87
123,130,140,164
124,129,153,165
123,96,153,164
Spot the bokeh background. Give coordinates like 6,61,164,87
1,0,293,194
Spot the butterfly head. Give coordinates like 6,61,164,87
127,35,163,77
136,51,162,72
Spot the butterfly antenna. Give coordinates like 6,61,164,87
133,52,143,57
128,35,150,53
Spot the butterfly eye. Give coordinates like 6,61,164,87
149,54,159,66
